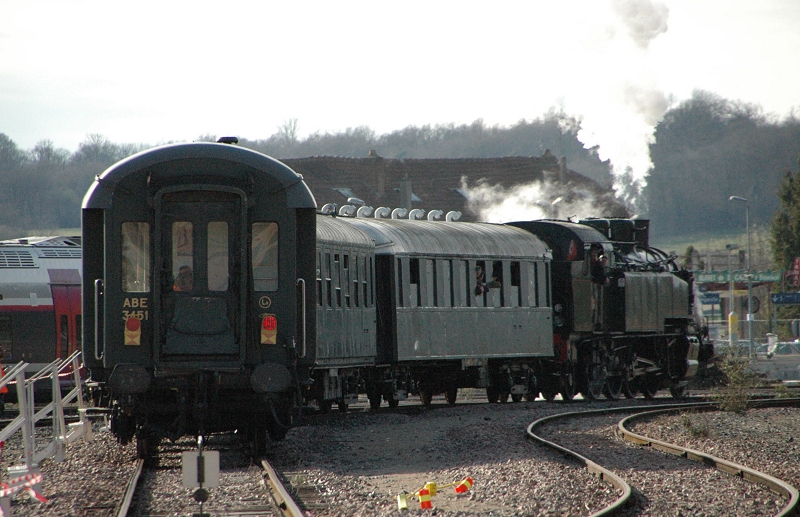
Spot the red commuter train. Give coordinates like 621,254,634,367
0,235,83,369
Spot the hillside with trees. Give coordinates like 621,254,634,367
0,92,797,241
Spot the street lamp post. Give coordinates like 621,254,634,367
726,243,740,348
729,196,752,356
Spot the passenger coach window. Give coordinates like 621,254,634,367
396,258,404,307
363,256,370,307
252,223,278,291
208,222,229,291
510,261,521,307
0,315,12,358
172,222,194,291
410,258,420,307
352,255,360,307
122,222,150,292
325,252,332,307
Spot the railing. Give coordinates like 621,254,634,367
0,351,93,474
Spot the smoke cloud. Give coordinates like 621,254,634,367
461,176,627,224
612,0,669,49
565,0,671,211
458,0,671,222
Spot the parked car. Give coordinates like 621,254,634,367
714,340,752,357
755,342,800,358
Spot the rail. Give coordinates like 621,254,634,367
527,408,633,516
116,458,144,517
262,458,305,517
618,398,800,517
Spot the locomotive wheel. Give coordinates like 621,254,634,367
445,387,458,405
419,389,433,407
498,391,510,404
510,394,523,403
622,377,640,398
621,366,639,399
641,374,660,399
603,375,623,400
584,365,606,401
669,383,687,400
337,400,348,413
386,395,399,408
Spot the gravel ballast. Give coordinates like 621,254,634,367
0,398,797,516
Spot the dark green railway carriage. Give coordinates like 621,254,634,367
82,142,317,454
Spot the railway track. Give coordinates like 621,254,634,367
114,435,308,517
5,390,799,515
527,399,800,516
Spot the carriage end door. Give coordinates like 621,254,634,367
156,189,245,358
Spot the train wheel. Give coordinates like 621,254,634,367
641,374,659,399
498,391,510,404
584,365,606,401
367,389,382,410
510,394,523,403
541,387,557,401
559,369,577,402
317,398,332,413
419,389,433,407
622,377,640,398
252,423,268,457
387,395,399,408
136,428,161,466
603,375,623,400
669,383,687,400
337,400,348,413
445,387,458,405
622,366,639,398
486,386,500,403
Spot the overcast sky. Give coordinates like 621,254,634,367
2,0,799,189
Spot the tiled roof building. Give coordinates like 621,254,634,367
283,150,628,222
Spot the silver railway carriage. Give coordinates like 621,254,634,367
339,217,554,406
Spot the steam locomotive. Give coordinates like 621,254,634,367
81,141,711,456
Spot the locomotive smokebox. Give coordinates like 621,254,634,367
250,362,292,393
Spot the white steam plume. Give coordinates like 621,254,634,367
565,0,671,210
460,176,622,224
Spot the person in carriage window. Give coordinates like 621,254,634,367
173,266,193,292
475,266,488,296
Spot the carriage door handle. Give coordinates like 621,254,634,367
296,278,307,358
94,279,104,360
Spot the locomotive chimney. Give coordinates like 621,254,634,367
399,174,413,211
